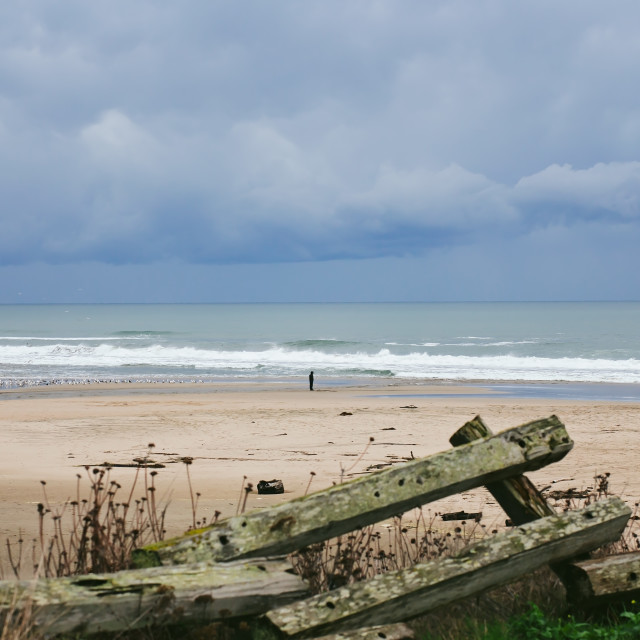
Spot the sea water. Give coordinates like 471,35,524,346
0,302,639,392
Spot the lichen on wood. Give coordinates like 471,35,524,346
266,498,630,639
562,551,640,606
308,622,415,639
136,416,573,567
0,558,308,637
449,415,556,525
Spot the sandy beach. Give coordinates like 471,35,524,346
1,382,639,574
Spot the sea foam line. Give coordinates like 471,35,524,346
1,343,639,383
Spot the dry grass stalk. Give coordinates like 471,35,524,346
6,461,170,579
4,450,640,640
292,470,640,595
543,472,640,555
0,588,39,640
291,508,487,593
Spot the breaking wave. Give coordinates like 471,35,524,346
0,342,639,384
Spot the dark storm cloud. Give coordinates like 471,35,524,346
1,0,639,271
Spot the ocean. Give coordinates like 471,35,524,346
1,302,639,397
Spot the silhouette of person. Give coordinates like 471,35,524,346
309,371,314,391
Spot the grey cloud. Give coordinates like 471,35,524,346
1,1,639,276
345,164,516,227
514,163,640,222
3,99,638,266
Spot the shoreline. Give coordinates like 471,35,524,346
2,378,640,402
1,381,639,576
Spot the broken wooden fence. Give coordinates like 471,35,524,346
0,415,635,638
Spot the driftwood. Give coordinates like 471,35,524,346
561,552,640,607
308,623,415,639
449,415,556,525
450,416,640,610
134,416,573,567
264,498,630,638
441,511,483,522
0,558,307,637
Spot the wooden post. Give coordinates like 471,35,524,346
449,415,556,525
264,498,630,639
450,416,636,606
134,416,573,567
0,558,307,637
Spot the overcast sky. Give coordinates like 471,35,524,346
1,1,639,303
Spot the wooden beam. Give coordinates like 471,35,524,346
264,498,630,639
134,416,573,567
561,552,640,606
307,623,414,640
451,416,631,604
0,558,308,637
449,415,556,525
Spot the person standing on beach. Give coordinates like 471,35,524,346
309,371,314,391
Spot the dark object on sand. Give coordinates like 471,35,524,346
546,488,592,500
309,371,314,390
339,411,353,416
101,461,166,468
257,479,285,494
441,510,483,522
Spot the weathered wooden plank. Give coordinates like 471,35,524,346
0,558,308,636
264,498,630,639
561,552,640,606
307,623,414,640
450,416,604,598
134,416,573,567
449,415,556,525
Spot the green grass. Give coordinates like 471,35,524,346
419,605,640,640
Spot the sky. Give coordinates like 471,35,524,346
1,1,639,303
